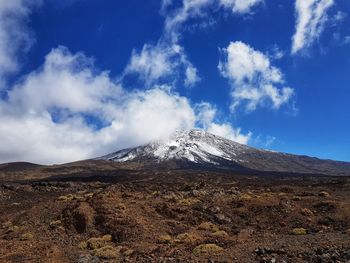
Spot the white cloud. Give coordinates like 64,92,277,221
0,47,248,164
164,0,263,42
219,0,263,14
184,63,200,87
124,43,200,87
128,0,262,89
207,123,251,144
125,43,175,86
343,36,350,45
0,0,41,86
196,102,251,144
219,41,294,112
292,0,334,54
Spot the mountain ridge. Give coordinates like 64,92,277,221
98,129,350,176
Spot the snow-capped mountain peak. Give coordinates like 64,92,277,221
98,129,250,164
97,129,350,176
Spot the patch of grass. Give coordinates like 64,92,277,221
198,222,219,232
93,245,119,259
176,232,200,243
240,193,253,201
158,234,172,244
291,228,307,235
211,230,229,238
102,234,113,242
57,194,74,202
84,192,94,199
49,220,62,229
78,241,88,249
1,221,12,229
151,191,160,197
301,208,314,217
20,233,34,241
6,225,19,234
291,196,302,201
193,244,224,254
178,198,198,206
87,237,106,249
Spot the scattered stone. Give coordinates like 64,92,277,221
214,213,231,224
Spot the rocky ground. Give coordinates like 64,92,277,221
0,165,350,262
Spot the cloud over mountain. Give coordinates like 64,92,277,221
0,46,249,164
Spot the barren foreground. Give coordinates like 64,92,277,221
1,165,350,262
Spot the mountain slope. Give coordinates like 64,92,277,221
98,130,350,176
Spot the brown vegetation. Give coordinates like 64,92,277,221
0,166,350,262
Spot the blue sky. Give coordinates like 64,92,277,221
0,0,349,164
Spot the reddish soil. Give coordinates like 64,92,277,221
1,165,350,262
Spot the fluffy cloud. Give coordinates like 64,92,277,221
292,0,334,54
124,43,200,87
219,41,294,112
0,47,248,164
196,102,251,144
127,0,263,89
0,0,41,85
207,123,251,144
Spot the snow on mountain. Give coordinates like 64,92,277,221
97,129,350,176
98,129,251,164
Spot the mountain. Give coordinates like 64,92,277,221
98,129,350,176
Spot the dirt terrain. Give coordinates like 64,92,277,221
1,162,350,262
